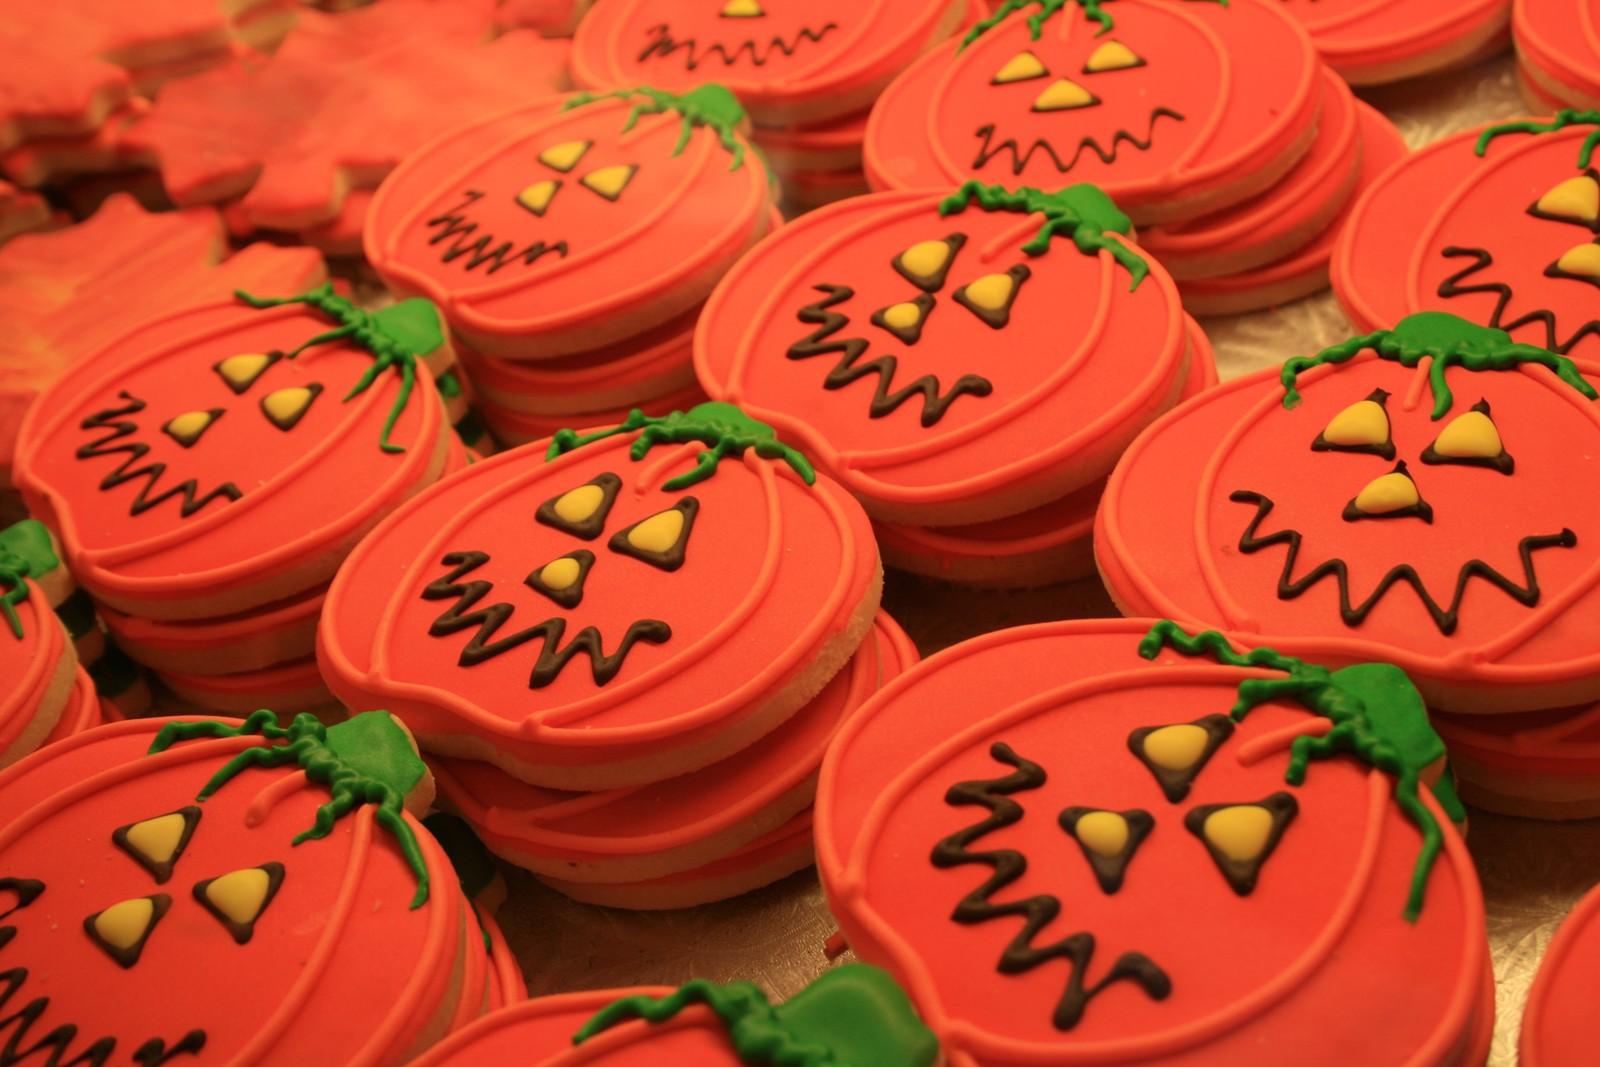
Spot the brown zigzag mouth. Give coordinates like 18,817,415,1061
972,107,1184,178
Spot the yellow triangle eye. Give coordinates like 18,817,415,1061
1344,461,1433,523
580,164,638,202
538,140,592,173
1532,174,1600,225
1083,39,1145,73
163,409,224,449
609,498,699,572
260,384,323,432
195,864,285,945
1553,242,1600,279
1186,792,1298,895
536,473,622,541
214,352,280,394
1422,399,1514,474
517,179,560,216
113,807,201,883
1311,389,1395,459
871,293,935,345
953,264,1031,329
893,234,967,293
721,0,764,15
1032,77,1100,112
992,50,1048,84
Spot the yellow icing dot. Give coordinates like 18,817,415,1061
1032,78,1099,112
992,51,1047,84
1556,242,1600,279
1142,724,1208,770
628,509,685,554
898,240,950,281
1074,811,1129,858
1431,410,1501,458
124,813,188,866
538,140,592,173
204,869,271,926
881,302,923,330
1084,40,1142,72
217,353,272,391
94,898,155,950
540,557,581,591
1321,399,1388,447
1536,175,1600,224
262,387,316,428
1203,806,1274,863
554,485,604,523
580,165,637,202
721,0,764,15
963,273,1015,311
1352,471,1420,514
163,411,217,447
517,179,560,216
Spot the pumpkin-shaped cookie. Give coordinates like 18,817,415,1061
319,403,881,790
817,618,1492,1066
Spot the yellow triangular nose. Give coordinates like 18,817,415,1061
1353,471,1421,514
721,0,764,15
1556,242,1600,279
1032,77,1100,112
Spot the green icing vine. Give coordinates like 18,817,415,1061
548,402,815,491
563,85,750,171
938,181,1149,289
234,284,447,454
1475,109,1600,167
961,0,1227,45
573,965,938,1067
149,710,432,908
1138,621,1464,922
1279,312,1597,419
0,520,58,640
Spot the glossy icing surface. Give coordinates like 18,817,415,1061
696,186,1186,523
1097,338,1600,712
863,0,1321,221
1334,119,1600,360
816,618,1491,1066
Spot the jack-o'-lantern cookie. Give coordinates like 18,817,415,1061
319,403,881,791
1098,312,1600,714
817,618,1492,1067
366,86,776,362
697,181,1186,525
0,710,484,1066
571,0,969,126
1334,111,1600,360
1514,0,1600,111
1521,878,1600,1066
1280,0,1510,84
14,285,455,622
864,0,1322,224
408,965,939,1067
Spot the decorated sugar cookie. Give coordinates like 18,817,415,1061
366,86,775,362
1097,312,1600,713
1334,111,1600,359
817,618,1491,1066
0,710,481,1066
408,965,938,1067
14,285,454,620
1522,878,1600,1066
319,403,881,790
1514,0,1600,111
570,0,969,125
864,0,1322,223
1279,0,1510,84
0,520,79,767
697,181,1186,524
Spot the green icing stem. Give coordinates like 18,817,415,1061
1138,621,1457,922
1279,311,1597,418
574,965,938,1067
961,0,1227,46
563,85,750,171
1474,109,1600,166
548,402,814,491
937,181,1149,290
0,520,60,640
234,285,447,454
149,710,432,908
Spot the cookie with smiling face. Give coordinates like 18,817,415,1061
864,0,1322,224
1098,312,1600,714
